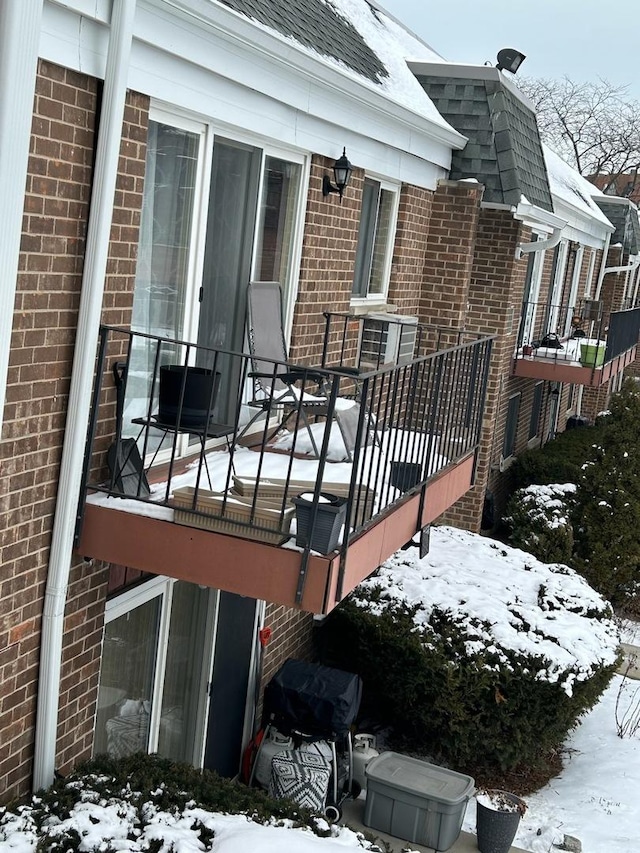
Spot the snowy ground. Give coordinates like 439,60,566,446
464,670,640,852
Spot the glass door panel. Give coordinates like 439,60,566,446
198,138,261,421
94,596,162,757
126,121,201,437
157,582,212,762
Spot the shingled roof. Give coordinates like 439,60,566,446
409,63,553,211
593,198,640,254
218,0,388,83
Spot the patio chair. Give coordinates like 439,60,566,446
241,281,368,461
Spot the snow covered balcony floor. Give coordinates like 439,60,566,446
76,326,493,614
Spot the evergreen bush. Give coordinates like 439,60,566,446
507,419,606,491
504,483,576,564
19,753,324,853
571,382,640,610
316,530,619,779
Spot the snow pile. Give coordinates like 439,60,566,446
353,525,619,695
0,784,375,853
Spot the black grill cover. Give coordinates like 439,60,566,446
264,659,362,737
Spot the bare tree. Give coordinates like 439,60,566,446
518,76,640,193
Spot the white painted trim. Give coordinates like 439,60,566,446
41,0,453,187
33,0,137,793
563,246,585,337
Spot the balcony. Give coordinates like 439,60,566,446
512,302,640,386
77,320,493,614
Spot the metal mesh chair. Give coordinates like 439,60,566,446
242,281,361,460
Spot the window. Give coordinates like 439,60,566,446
352,178,398,300
95,578,215,765
567,383,576,412
503,393,521,458
529,382,544,440
519,241,545,345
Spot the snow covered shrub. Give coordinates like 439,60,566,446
504,483,575,564
571,382,640,610
317,527,620,776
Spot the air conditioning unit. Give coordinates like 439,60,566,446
359,313,419,367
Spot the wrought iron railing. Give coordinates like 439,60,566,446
79,323,494,600
514,300,640,368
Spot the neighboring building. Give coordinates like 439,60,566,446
1,0,638,803
591,172,640,208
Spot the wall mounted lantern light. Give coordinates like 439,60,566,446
496,47,526,74
322,148,353,202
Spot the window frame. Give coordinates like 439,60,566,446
351,175,399,304
528,382,544,443
503,392,521,459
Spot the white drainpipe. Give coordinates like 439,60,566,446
0,0,44,435
33,0,137,792
515,227,563,260
595,254,640,299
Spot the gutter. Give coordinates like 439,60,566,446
33,0,137,792
595,252,640,301
514,199,565,260
0,0,43,436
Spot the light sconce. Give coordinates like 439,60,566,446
496,47,526,75
322,148,353,202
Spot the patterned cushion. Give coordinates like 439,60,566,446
269,749,331,811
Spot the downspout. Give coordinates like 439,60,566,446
33,0,137,792
0,0,44,435
593,233,612,300
595,253,640,299
515,227,563,260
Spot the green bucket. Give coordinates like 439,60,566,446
580,342,605,367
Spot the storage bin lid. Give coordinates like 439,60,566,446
365,752,474,804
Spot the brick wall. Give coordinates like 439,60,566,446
258,603,315,722
419,180,483,333
439,210,529,530
0,59,148,800
290,155,362,365
388,184,433,314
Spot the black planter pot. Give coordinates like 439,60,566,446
476,791,526,853
158,365,220,428
292,492,348,554
390,461,422,492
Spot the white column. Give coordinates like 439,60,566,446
0,0,44,434
33,0,138,792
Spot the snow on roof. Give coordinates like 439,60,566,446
238,0,457,136
543,144,613,230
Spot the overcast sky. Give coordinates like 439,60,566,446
387,0,640,100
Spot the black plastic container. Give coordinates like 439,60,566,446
158,365,220,428
292,492,348,554
476,791,526,853
390,461,422,492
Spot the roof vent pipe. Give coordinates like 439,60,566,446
515,227,563,260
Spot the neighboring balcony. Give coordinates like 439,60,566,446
513,302,640,386
77,319,493,614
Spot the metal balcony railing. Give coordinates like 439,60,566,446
79,323,494,600
514,300,640,369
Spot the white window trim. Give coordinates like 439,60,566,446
102,576,220,768
583,249,597,299
350,175,400,307
520,246,546,345
547,241,569,333
563,245,584,337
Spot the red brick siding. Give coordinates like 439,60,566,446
257,604,315,722
0,59,148,800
